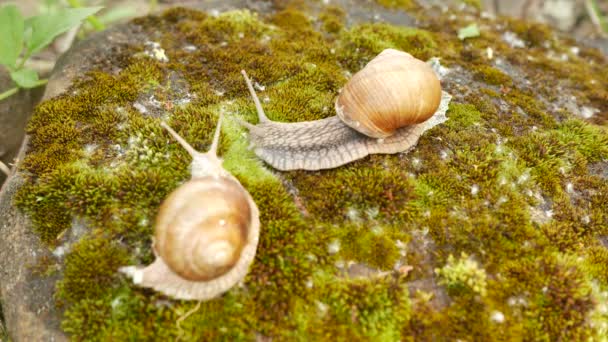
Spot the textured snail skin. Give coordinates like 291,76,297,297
239,52,452,171
247,93,451,171
120,115,260,301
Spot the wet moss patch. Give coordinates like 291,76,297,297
12,3,608,340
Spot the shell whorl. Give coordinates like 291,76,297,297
335,49,442,139
155,176,252,281
239,60,452,171
120,115,261,301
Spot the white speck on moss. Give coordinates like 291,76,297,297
471,184,479,196
566,182,574,193
133,103,147,114
581,106,599,119
327,240,340,254
346,207,360,221
83,144,97,156
491,311,505,323
502,31,525,48
144,41,168,62
254,82,266,91
316,301,328,316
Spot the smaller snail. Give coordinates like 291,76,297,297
239,49,452,171
120,114,260,300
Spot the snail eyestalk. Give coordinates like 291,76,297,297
208,113,223,156
237,49,452,171
241,70,269,123
161,122,199,157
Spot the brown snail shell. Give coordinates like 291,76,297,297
155,176,251,281
238,49,452,171
120,115,260,300
335,49,442,139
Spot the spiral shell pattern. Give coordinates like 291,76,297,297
154,176,252,281
335,49,442,139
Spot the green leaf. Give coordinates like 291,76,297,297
457,23,480,40
0,5,25,68
26,6,102,55
98,6,136,24
10,68,40,88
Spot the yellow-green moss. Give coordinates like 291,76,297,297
472,64,513,86
13,4,608,340
318,5,345,34
375,0,417,10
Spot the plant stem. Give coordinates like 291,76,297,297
0,88,19,101
0,160,10,176
0,79,49,101
17,50,33,70
66,0,106,31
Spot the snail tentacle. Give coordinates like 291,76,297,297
121,114,260,301
238,53,452,171
241,69,270,123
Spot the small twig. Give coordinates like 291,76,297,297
0,160,10,176
175,301,202,341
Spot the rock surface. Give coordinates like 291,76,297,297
1,0,607,340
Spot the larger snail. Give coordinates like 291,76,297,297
119,114,260,300
239,49,452,171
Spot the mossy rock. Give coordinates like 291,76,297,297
1,1,607,340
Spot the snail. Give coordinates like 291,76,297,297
119,114,260,300
239,49,452,171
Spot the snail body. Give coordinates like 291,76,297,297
120,115,260,301
240,49,452,171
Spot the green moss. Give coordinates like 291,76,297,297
338,23,439,69
472,64,513,86
292,276,412,340
444,103,483,128
461,0,482,10
375,0,417,10
318,5,346,34
56,237,130,304
13,4,608,341
506,19,555,48
435,252,488,297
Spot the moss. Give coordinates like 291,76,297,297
435,252,488,297
472,64,513,86
506,19,555,48
460,0,482,10
374,0,417,10
318,5,345,34
338,23,440,69
56,237,130,304
291,276,412,340
12,4,608,340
